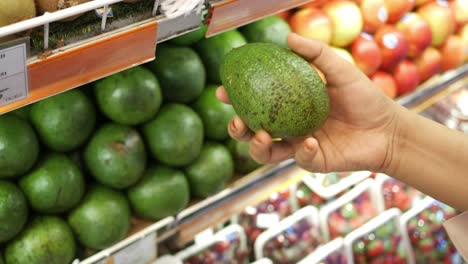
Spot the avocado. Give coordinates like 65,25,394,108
185,143,234,198
84,124,146,189
30,89,96,152
94,66,162,125
68,185,131,250
5,216,76,264
192,85,236,141
170,25,208,46
220,43,330,138
227,139,261,174
147,44,205,103
19,153,85,214
10,105,30,120
127,166,190,221
240,16,291,48
0,114,39,179
0,181,28,243
194,30,247,83
143,104,203,167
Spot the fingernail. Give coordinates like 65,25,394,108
230,120,237,132
304,139,315,153
253,136,263,145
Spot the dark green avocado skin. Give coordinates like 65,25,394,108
220,43,330,138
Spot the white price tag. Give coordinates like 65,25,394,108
111,233,157,264
194,228,214,245
256,213,280,229
0,43,28,107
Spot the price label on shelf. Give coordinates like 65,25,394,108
0,43,28,107
206,0,312,37
110,233,157,264
256,213,280,229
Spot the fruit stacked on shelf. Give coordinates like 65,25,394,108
280,0,468,97
0,16,290,263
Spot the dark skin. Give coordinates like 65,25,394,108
217,33,468,211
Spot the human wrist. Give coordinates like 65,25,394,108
380,103,408,176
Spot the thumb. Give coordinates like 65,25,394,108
287,33,365,87
294,137,327,173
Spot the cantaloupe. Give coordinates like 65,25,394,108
0,0,36,27
35,0,91,21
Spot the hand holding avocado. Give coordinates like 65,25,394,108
219,32,468,213
218,32,400,174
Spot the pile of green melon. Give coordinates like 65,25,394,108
0,15,292,264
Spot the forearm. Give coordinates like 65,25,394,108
386,105,468,211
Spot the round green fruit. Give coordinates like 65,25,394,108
227,138,261,174
170,25,208,46
147,44,205,103
0,181,28,243
19,153,85,214
5,216,76,264
127,166,190,221
84,124,146,189
143,104,203,167
30,89,96,152
185,143,234,198
68,185,131,250
0,114,39,179
94,66,162,125
240,15,291,48
220,43,330,138
195,30,247,83
192,85,236,140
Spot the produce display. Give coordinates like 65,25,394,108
0,0,467,263
0,19,272,262
285,0,468,97
256,208,322,263
175,224,248,264
235,188,296,256
351,219,408,263
405,201,463,263
380,176,424,212
322,181,378,240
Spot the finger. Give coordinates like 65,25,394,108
228,116,253,141
287,33,364,86
216,86,231,104
294,137,326,173
249,130,295,164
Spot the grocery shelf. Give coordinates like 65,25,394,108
206,0,310,37
397,64,468,110
71,63,468,264
0,0,204,115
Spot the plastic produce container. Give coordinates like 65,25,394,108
374,174,425,212
254,206,322,263
298,238,348,264
319,179,379,241
175,224,248,264
344,208,412,264
400,197,465,264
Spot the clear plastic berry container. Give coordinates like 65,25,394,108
319,179,379,241
344,208,412,264
254,206,322,264
401,197,465,264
